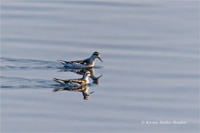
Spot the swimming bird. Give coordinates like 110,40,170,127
53,71,90,87
58,67,102,85
58,51,103,68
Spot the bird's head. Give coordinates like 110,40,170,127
83,71,91,78
92,51,103,62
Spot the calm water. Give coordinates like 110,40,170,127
1,0,199,132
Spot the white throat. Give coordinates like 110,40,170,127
89,55,97,66
83,74,89,83
85,77,89,84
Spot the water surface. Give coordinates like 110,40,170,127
1,0,199,132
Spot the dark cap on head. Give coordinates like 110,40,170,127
83,92,89,100
93,51,100,56
93,51,103,62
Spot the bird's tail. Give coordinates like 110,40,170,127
58,60,67,64
53,78,65,84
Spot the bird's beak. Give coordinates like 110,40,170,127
98,57,103,62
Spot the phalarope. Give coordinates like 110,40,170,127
58,67,102,85
53,71,90,87
58,51,103,68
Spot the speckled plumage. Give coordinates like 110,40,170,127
58,51,103,68
53,71,90,87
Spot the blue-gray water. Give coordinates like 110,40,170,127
1,1,199,133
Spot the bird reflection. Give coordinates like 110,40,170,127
53,84,94,100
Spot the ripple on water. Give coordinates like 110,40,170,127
0,57,59,70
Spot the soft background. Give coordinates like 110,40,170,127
1,0,199,133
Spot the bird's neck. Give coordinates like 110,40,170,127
89,56,96,66
83,76,89,83
83,74,89,80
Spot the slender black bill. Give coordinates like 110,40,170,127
98,57,103,62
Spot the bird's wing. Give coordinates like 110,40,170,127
53,78,66,84
70,79,84,84
58,58,89,64
53,78,76,84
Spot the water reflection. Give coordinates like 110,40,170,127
53,67,103,100
53,84,94,100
